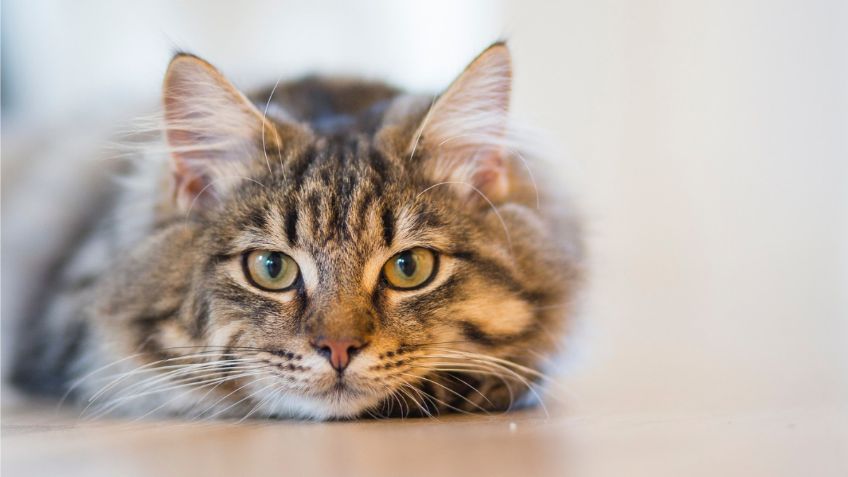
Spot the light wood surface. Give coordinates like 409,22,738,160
2,395,845,476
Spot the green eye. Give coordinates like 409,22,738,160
382,248,437,290
243,250,299,291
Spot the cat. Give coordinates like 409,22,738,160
9,42,584,419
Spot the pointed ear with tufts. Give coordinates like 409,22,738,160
163,53,280,210
411,42,513,205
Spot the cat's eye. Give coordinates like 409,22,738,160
243,250,300,291
382,248,437,290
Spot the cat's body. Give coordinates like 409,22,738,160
10,44,584,419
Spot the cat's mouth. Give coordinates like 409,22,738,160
317,370,382,399
232,347,426,418
234,363,386,419
298,380,387,419
329,376,357,394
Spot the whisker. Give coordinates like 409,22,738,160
415,181,512,253
238,382,282,423
110,362,266,400
129,370,268,422
421,353,550,417
261,77,284,172
421,348,552,383
513,151,541,210
205,375,277,419
59,352,147,409
403,380,476,417
88,357,259,387
409,364,516,409
183,176,267,221
85,367,267,419
399,372,489,414
85,353,255,404
396,382,430,418
408,95,438,161
439,371,495,408
82,358,264,413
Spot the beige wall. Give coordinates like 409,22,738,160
503,0,847,417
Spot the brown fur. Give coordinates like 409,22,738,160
11,43,583,419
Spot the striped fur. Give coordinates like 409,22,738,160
10,43,584,420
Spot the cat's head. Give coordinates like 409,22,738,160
105,43,581,419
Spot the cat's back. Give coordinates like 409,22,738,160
254,76,402,135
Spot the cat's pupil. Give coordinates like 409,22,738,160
396,251,417,277
264,253,283,278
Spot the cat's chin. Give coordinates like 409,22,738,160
240,377,386,420
256,389,383,421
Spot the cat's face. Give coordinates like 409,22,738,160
197,135,561,418
98,44,581,419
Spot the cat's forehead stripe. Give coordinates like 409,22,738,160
284,208,298,245
381,208,395,247
272,136,396,248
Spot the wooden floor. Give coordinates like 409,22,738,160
3,391,845,476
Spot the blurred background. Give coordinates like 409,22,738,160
2,1,847,475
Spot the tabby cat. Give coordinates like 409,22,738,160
10,43,584,419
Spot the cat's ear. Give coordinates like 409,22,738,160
163,53,280,210
412,42,512,204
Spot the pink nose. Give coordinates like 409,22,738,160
311,338,366,372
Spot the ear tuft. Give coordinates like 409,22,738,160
163,54,278,210
413,43,513,204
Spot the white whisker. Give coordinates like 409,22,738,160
416,181,513,253
261,77,284,171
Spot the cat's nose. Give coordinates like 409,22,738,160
310,338,367,372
